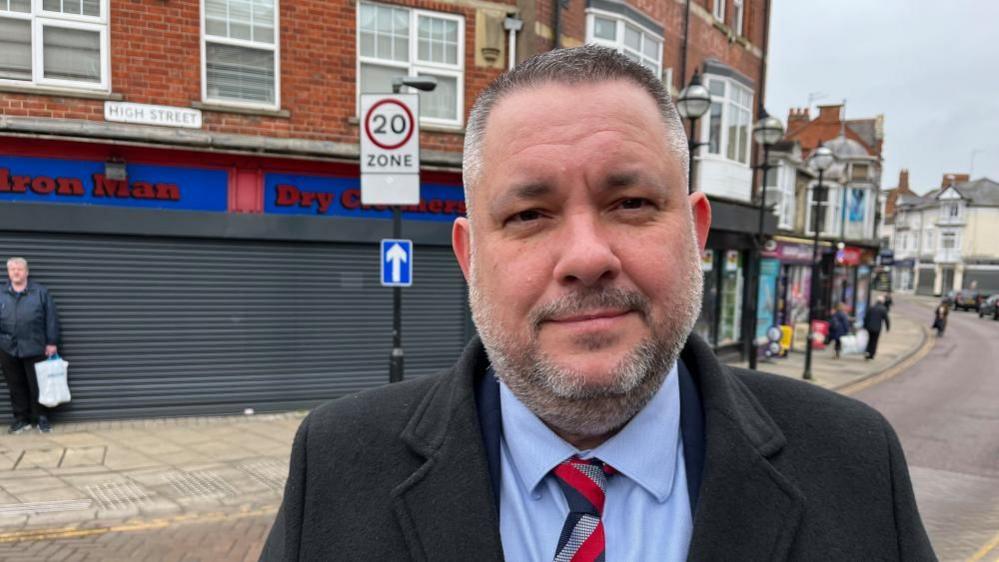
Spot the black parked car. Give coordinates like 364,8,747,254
979,295,999,320
954,289,987,311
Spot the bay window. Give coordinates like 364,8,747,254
586,11,663,78
702,76,753,165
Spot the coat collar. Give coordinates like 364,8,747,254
680,334,805,561
392,334,804,561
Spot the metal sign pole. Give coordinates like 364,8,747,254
390,207,404,383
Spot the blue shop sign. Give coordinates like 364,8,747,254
0,155,228,212
264,172,465,222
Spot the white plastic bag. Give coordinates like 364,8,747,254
35,355,71,407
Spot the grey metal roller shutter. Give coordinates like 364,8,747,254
915,268,935,296
0,231,470,421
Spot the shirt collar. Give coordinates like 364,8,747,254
499,362,681,503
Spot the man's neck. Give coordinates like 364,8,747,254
10,281,27,292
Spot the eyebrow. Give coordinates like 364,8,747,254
488,181,553,218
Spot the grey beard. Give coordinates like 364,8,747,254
470,238,703,439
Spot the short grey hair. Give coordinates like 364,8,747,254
6,257,27,271
462,44,690,210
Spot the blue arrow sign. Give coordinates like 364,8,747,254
381,239,413,287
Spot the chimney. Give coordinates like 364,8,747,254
941,173,970,187
817,104,843,123
898,169,909,192
787,107,810,130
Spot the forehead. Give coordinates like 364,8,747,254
484,79,666,153
473,79,680,203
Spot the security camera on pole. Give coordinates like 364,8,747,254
360,76,436,384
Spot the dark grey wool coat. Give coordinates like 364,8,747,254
260,334,935,561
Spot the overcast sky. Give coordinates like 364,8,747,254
766,0,999,195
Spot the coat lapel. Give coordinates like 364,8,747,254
682,335,805,561
390,341,505,562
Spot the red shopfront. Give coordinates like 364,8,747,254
0,138,471,421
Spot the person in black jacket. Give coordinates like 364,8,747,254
864,296,891,360
261,46,933,561
0,257,60,434
828,303,851,359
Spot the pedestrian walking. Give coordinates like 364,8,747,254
0,257,60,434
828,303,851,359
864,296,891,360
932,302,949,336
884,292,894,312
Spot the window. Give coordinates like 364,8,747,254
203,0,279,108
851,163,869,181
719,250,743,346
941,232,956,250
948,203,959,217
713,0,725,21
765,163,795,230
702,76,753,165
0,0,108,90
924,229,934,252
806,183,840,236
586,11,663,78
357,2,464,126
732,0,744,34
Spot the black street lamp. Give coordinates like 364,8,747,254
747,109,785,370
803,145,835,380
676,71,711,193
385,76,436,383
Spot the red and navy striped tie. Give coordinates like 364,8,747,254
552,457,615,562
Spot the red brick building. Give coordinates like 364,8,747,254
0,0,774,420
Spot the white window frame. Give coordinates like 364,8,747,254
732,0,744,35
585,9,663,79
805,182,841,237
200,0,281,110
0,0,110,91
713,0,725,22
700,74,754,166
355,2,465,128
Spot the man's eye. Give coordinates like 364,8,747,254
619,198,650,210
510,209,542,222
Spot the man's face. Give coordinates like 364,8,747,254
453,80,711,437
7,262,27,285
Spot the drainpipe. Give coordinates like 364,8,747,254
505,15,523,70
553,0,568,49
680,0,692,83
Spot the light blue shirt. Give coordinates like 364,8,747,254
498,364,692,562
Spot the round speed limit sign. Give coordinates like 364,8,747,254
364,99,415,150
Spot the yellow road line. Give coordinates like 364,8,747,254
967,527,999,562
0,505,277,544
839,324,935,396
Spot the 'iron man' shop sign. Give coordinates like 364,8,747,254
0,156,227,212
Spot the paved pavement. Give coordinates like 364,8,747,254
730,292,930,393
0,293,943,560
0,412,301,559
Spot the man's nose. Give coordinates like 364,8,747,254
551,212,622,287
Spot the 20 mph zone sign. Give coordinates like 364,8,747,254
360,94,420,205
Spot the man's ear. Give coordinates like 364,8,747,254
689,191,712,250
452,217,472,282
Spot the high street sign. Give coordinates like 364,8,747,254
360,94,420,206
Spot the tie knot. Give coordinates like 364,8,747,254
553,456,615,515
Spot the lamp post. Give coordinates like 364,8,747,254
676,71,711,193
747,109,785,370
803,145,835,380
386,76,436,383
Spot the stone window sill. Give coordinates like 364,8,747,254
191,102,291,119
0,83,123,101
